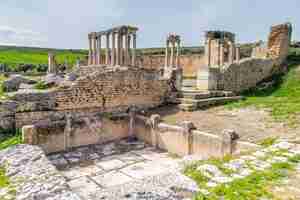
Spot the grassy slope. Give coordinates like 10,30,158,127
226,48,300,126
0,46,87,68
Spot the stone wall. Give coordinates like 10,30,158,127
217,58,275,92
134,115,259,158
204,23,292,92
22,114,131,154
267,23,292,63
21,112,259,156
137,54,205,77
0,101,17,130
3,66,174,129
54,67,170,111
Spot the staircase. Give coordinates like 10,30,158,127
176,79,244,111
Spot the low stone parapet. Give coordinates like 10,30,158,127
135,114,259,158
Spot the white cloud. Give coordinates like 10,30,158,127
0,25,47,47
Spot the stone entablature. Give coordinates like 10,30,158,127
88,25,138,67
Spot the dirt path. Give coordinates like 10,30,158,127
150,105,300,144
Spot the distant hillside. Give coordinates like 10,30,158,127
0,46,87,70
0,43,254,72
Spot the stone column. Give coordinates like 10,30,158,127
170,41,174,67
105,33,110,65
132,33,137,66
204,39,211,66
164,41,169,69
92,34,97,65
127,34,132,65
228,42,235,64
119,34,124,65
220,43,224,66
116,32,120,65
97,35,102,65
48,52,56,74
124,33,129,65
111,33,116,66
88,34,92,65
176,41,181,68
236,46,240,62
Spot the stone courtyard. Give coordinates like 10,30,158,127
47,139,198,200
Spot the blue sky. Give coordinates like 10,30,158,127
0,0,299,49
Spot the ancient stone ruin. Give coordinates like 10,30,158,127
0,22,294,200
164,34,181,78
88,25,138,66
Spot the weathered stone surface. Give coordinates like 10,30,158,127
42,74,64,86
0,145,80,200
2,75,36,92
0,101,17,130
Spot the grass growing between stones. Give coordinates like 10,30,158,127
187,155,300,200
225,61,300,127
0,167,9,188
184,155,234,188
0,129,22,150
0,75,8,100
259,137,278,148
34,80,49,90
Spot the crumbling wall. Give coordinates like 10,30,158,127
22,114,131,154
218,58,275,92
5,66,172,129
206,23,292,92
267,23,292,64
54,67,170,111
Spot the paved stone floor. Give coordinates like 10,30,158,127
47,139,198,200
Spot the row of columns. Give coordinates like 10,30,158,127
164,34,181,78
205,38,240,67
88,30,137,67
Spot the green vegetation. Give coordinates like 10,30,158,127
226,53,300,126
0,45,87,72
194,162,295,200
0,129,22,151
185,153,300,200
259,137,278,147
184,155,234,188
34,81,49,90
0,167,9,188
0,74,8,100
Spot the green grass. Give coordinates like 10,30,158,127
0,45,87,70
259,137,278,147
0,129,22,150
34,80,49,90
187,155,300,200
0,74,8,100
184,155,234,188
226,60,300,126
0,167,9,188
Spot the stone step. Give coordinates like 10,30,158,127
177,96,244,111
179,90,235,100
177,103,198,112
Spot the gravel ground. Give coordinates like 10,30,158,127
150,105,300,144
